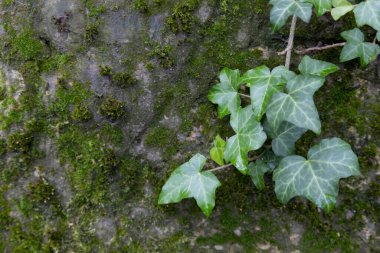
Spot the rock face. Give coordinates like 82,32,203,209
0,0,379,252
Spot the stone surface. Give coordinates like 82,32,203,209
0,0,379,252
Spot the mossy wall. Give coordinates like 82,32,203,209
0,0,379,252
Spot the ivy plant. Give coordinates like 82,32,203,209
157,0,379,217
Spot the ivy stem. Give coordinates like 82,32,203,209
285,16,297,69
295,42,346,54
207,149,269,173
239,93,251,99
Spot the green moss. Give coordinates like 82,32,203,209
0,139,6,155
25,117,46,133
89,4,106,18
133,0,149,13
58,125,119,206
99,65,112,77
40,54,72,72
366,101,380,137
144,126,180,159
166,0,200,33
145,62,155,71
49,81,92,120
12,30,44,61
0,85,6,101
99,97,125,120
7,130,33,153
300,227,357,253
99,124,124,146
71,104,92,121
2,0,14,6
28,178,63,213
149,44,175,68
112,71,137,88
197,218,279,251
84,23,100,44
153,0,164,6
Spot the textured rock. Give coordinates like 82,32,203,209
0,0,379,252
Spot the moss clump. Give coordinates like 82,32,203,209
112,72,137,88
49,81,91,120
0,86,6,101
0,139,6,155
99,97,125,120
149,44,174,68
99,65,112,77
7,131,33,153
166,0,200,33
71,104,92,121
99,124,124,146
133,0,149,13
28,178,62,212
84,23,99,44
57,126,119,206
25,118,45,133
12,30,44,60
144,126,179,159
40,54,72,73
89,4,106,18
367,102,380,136
145,62,155,71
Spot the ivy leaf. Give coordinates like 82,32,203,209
248,150,280,190
224,106,267,174
241,66,287,120
265,120,307,157
158,154,221,217
273,138,360,212
260,150,281,170
208,68,241,118
340,28,380,67
306,0,332,16
298,55,339,77
377,31,380,42
331,0,354,21
266,74,325,134
353,0,380,31
270,0,313,31
248,160,271,190
210,135,226,166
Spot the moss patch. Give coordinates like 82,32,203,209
99,97,125,120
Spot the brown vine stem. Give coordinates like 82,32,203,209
207,148,269,173
239,93,251,99
278,16,298,69
295,42,346,54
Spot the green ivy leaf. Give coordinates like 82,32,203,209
224,106,267,174
306,0,332,16
248,150,280,190
210,135,226,166
158,154,221,217
265,120,307,157
248,160,271,190
298,55,339,77
260,150,281,170
353,0,380,31
208,68,241,118
241,66,287,120
266,74,325,134
273,138,360,212
340,28,380,67
331,0,354,21
270,0,313,31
